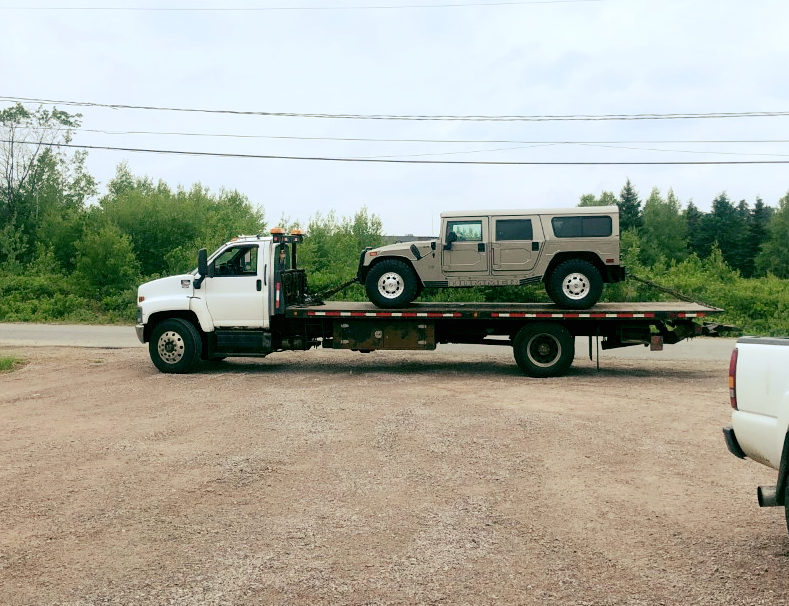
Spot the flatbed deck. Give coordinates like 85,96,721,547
286,301,722,321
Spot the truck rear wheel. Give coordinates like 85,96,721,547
547,259,603,309
149,318,202,374
513,323,575,377
365,260,419,308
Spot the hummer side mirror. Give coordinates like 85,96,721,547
444,231,458,250
195,248,208,289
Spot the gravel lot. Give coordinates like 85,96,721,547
1,343,788,605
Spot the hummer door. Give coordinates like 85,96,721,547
202,244,269,328
491,216,544,275
441,218,490,274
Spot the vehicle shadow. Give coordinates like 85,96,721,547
191,353,719,381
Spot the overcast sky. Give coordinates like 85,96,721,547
3,0,788,236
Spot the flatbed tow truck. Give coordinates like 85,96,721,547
135,232,725,377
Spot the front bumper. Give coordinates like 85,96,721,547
136,324,145,344
723,426,747,459
357,247,371,283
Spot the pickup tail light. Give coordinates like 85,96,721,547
728,347,738,410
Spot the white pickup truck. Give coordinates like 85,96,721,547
723,337,789,534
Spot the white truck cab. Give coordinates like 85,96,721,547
136,231,306,372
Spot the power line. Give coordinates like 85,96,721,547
0,1,606,11
20,126,789,145
10,124,789,159
4,139,789,165
575,142,789,160
2,96,787,122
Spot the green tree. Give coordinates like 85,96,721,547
0,103,96,264
618,179,642,231
684,200,708,257
733,200,753,276
704,193,747,272
100,164,265,276
639,187,688,266
747,197,774,277
74,222,140,294
578,193,597,206
578,190,617,207
36,207,87,272
298,207,383,295
756,191,789,278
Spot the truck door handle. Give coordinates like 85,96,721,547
257,279,262,291
478,243,486,252
263,265,267,285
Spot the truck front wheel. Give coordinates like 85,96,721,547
365,260,419,308
513,323,575,377
547,259,603,309
149,318,202,374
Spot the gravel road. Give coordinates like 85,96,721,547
1,339,787,605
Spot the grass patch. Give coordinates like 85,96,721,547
0,355,25,373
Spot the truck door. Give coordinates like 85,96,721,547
441,218,490,275
202,243,269,328
491,216,544,275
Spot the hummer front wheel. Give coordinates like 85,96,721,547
365,260,419,308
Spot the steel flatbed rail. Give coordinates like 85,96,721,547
286,301,723,321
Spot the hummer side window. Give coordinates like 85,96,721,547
447,221,483,242
495,219,533,241
552,216,612,238
213,246,258,276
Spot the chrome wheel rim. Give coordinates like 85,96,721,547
378,272,404,299
157,330,185,365
526,334,561,367
561,272,590,300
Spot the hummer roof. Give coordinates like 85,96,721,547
440,206,618,219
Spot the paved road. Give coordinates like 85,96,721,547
0,322,737,362
0,323,143,348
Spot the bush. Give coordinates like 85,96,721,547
0,270,136,324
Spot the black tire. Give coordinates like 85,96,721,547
513,323,575,378
785,482,789,536
546,259,603,309
149,318,202,374
365,260,420,308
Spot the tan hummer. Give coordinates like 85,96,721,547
357,206,624,309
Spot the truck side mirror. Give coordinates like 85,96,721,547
194,248,209,289
444,231,457,250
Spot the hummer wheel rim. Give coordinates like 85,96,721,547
562,272,590,300
378,272,404,299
